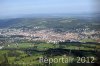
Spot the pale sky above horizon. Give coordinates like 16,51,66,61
0,0,94,18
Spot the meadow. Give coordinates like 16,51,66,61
0,41,100,66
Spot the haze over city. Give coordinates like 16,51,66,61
0,0,94,18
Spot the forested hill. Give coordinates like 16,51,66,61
0,17,100,31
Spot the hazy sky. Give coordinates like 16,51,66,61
0,0,94,18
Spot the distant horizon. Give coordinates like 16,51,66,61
0,13,97,19
0,0,95,19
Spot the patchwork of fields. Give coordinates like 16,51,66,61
0,41,100,66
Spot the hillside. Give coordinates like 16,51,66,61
0,17,100,31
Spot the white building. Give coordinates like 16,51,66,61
0,46,4,49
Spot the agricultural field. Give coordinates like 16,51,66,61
0,41,100,66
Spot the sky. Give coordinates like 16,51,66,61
0,0,94,18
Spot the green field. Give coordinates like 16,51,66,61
0,41,100,66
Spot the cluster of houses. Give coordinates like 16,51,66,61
0,28,100,44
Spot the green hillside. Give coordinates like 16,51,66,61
0,17,100,31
